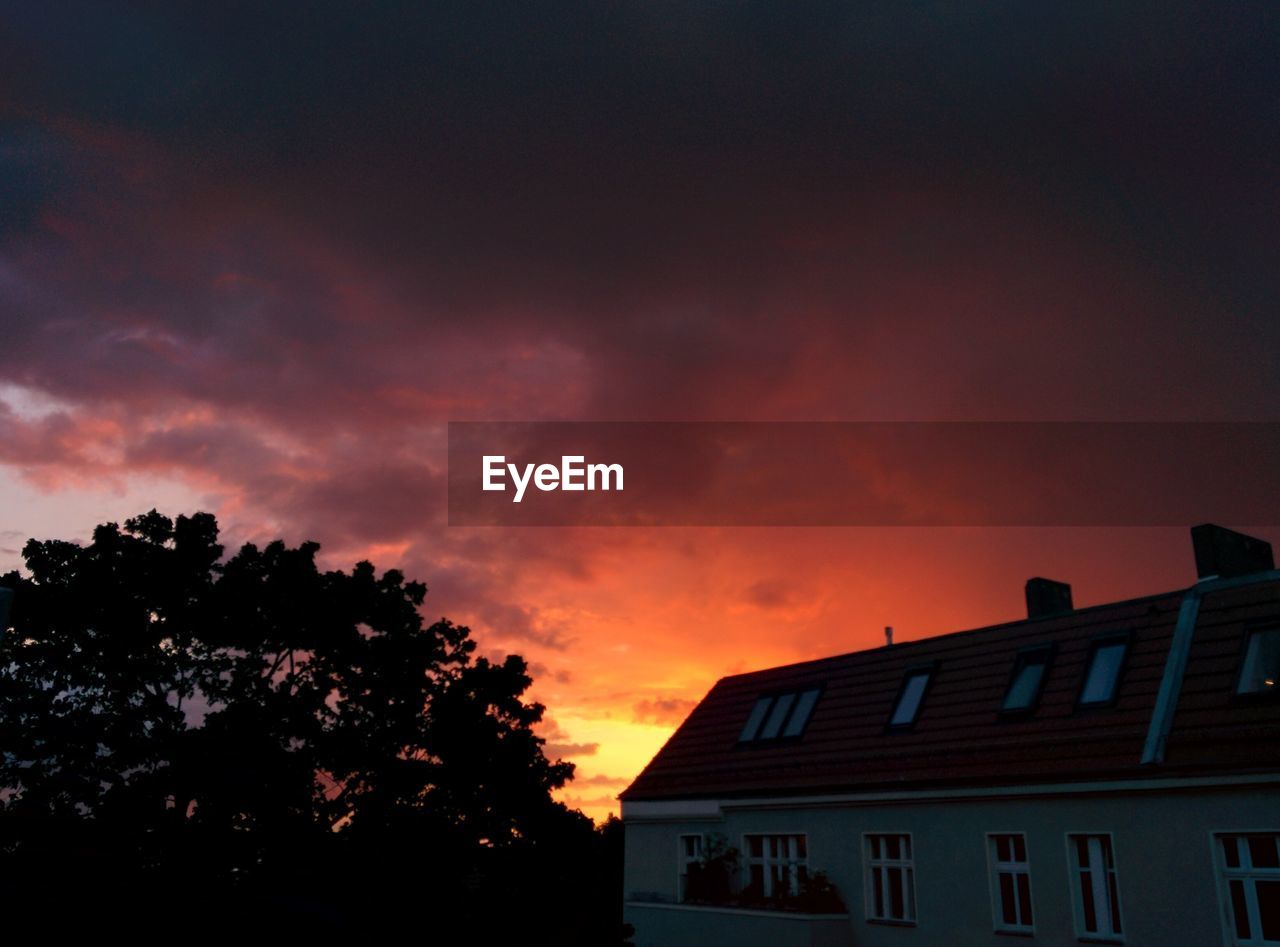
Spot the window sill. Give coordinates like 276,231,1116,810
866,917,917,927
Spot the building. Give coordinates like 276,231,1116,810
621,525,1280,947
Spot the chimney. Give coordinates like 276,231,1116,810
884,625,894,647
1191,524,1274,580
1025,577,1073,619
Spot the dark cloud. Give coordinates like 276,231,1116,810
538,717,599,760
527,661,572,685
572,773,628,787
543,741,598,760
0,404,89,467
1,2,1276,428
744,578,794,610
556,793,619,811
414,554,575,651
633,697,697,726
538,717,573,742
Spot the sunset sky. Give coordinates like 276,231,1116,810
2,3,1278,821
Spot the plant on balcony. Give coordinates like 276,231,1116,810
684,833,741,904
683,835,847,913
786,871,847,913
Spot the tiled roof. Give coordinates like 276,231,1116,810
622,578,1280,801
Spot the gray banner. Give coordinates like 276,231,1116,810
447,422,1280,526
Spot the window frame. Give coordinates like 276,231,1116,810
741,831,809,899
1075,632,1132,711
885,663,937,731
736,684,825,746
1233,625,1280,701
1210,829,1280,946
986,831,1035,936
677,833,704,903
1000,645,1055,717
1065,832,1125,943
863,831,918,926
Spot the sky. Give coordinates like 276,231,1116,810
1,2,1278,822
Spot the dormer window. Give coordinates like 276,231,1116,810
1078,635,1129,707
888,667,934,728
1002,646,1053,713
1237,627,1280,695
738,687,822,743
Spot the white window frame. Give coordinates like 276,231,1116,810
1065,832,1125,942
742,832,808,898
677,833,703,902
1211,829,1280,946
863,831,917,925
987,831,1035,934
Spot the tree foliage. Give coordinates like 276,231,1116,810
0,511,622,941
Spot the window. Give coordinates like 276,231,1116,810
1238,629,1280,696
888,668,933,727
1003,647,1052,713
1079,637,1129,707
738,687,822,743
739,697,772,741
744,833,807,898
1214,833,1280,944
678,834,703,902
1068,834,1124,940
988,833,1034,933
783,687,822,737
865,833,916,924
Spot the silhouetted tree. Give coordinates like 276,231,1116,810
0,511,624,942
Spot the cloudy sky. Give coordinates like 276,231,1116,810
2,2,1278,820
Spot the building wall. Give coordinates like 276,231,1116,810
623,783,1279,947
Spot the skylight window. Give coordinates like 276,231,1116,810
1237,627,1280,695
1002,647,1052,713
739,697,773,741
888,668,933,727
759,692,796,740
783,688,822,737
1078,636,1128,707
738,687,822,743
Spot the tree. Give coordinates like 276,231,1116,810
0,511,619,941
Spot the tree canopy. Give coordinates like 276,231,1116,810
0,511,624,941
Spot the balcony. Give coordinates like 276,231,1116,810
624,900,854,947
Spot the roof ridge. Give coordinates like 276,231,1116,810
718,586,1190,683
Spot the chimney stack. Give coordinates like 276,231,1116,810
1025,577,1073,619
884,625,894,647
1191,524,1274,580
